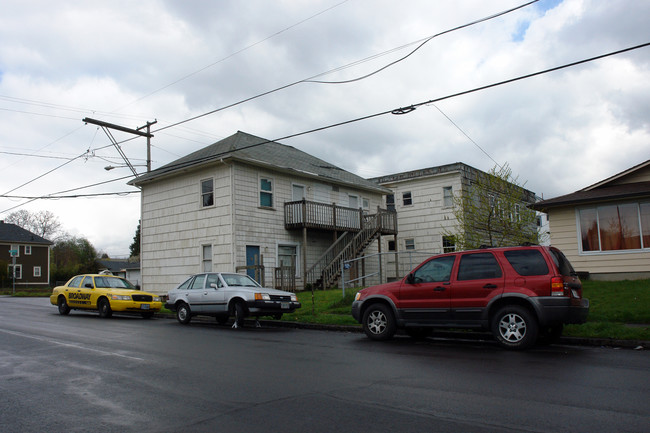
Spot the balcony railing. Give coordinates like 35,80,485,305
284,199,397,234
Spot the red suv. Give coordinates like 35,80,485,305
351,245,589,349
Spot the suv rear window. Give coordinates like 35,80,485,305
548,248,576,276
457,253,502,280
503,250,549,276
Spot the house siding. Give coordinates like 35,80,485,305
0,243,50,287
140,163,233,293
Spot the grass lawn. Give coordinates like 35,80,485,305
4,279,649,341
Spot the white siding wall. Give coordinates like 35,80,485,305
231,163,384,290
382,172,461,254
140,163,233,294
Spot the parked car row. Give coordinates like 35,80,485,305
51,245,589,350
49,272,301,327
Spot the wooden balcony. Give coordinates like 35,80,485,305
284,199,397,235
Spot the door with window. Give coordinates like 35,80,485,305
450,252,505,321
397,255,456,323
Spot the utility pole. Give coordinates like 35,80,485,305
82,117,156,174
137,120,157,172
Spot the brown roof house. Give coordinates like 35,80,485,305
0,220,53,288
531,160,650,280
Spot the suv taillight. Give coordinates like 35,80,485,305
551,276,565,297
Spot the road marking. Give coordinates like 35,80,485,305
0,328,145,361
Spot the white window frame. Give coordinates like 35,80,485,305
25,245,32,255
34,266,41,278
10,264,22,279
403,191,413,206
443,186,453,207
292,183,306,201
277,243,300,276
10,244,19,257
348,194,359,209
259,176,274,208
202,244,213,272
200,178,215,208
405,239,415,250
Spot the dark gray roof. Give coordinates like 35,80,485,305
530,181,650,212
130,131,390,194
97,259,140,272
0,221,53,245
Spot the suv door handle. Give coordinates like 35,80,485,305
434,286,446,292
483,284,497,289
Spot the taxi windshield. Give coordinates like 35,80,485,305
94,276,135,289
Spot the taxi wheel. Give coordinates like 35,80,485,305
57,296,70,315
98,298,113,318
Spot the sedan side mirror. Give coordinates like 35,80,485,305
210,283,218,289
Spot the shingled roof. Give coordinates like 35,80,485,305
130,131,390,194
0,221,53,245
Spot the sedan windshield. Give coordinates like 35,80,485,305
222,274,260,287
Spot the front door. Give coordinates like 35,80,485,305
246,245,261,282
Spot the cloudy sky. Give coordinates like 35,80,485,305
1,0,649,257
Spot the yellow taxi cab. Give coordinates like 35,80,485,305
50,274,162,318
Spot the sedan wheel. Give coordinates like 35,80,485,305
57,296,70,315
98,298,113,318
176,302,192,324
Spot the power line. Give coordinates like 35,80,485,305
0,191,139,199
152,1,536,134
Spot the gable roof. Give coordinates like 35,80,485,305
97,259,140,272
530,159,650,212
0,221,53,245
130,131,390,194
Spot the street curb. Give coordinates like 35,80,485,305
157,313,648,350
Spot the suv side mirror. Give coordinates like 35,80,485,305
406,273,415,284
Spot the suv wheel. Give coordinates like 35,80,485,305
362,304,396,341
176,302,192,324
492,305,538,350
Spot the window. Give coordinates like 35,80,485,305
292,184,305,201
9,264,22,279
25,245,32,255
10,244,19,257
34,266,41,278
457,253,502,280
348,194,359,209
68,275,85,287
362,198,370,211
442,235,456,253
403,191,412,206
201,178,214,207
190,274,206,290
386,194,395,211
413,256,456,283
579,203,649,252
405,239,415,250
443,186,453,207
202,245,212,272
278,245,298,274
503,250,549,276
388,240,396,251
260,177,273,207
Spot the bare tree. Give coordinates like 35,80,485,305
445,163,538,250
5,209,62,240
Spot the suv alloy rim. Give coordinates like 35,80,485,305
367,310,387,335
498,312,527,342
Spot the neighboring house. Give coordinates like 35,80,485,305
371,162,537,280
0,220,53,288
129,131,396,294
531,160,650,281
96,258,141,286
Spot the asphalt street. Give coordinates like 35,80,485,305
1,297,649,433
